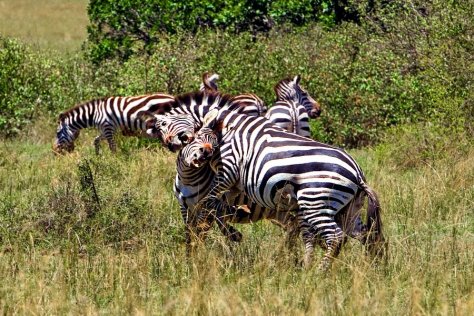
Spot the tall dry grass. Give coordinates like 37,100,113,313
1,126,473,314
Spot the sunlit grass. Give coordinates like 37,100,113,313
1,126,473,314
0,0,88,52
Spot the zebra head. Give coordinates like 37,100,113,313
183,109,221,168
146,113,197,153
274,75,321,119
183,127,219,168
52,113,80,155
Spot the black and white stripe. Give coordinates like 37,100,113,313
265,75,321,138
265,100,311,137
53,93,176,154
185,109,385,269
273,75,321,118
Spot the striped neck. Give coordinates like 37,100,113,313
63,99,102,131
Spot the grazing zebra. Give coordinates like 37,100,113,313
53,93,176,154
184,109,385,270
265,75,321,138
153,113,298,251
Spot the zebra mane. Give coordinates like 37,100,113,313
273,77,300,101
174,90,234,109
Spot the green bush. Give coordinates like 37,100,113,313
86,0,338,62
0,38,44,136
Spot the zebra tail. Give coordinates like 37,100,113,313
360,182,388,259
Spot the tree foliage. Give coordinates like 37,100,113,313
87,0,362,62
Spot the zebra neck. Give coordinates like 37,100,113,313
66,100,99,130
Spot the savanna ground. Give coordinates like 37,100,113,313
1,1,474,314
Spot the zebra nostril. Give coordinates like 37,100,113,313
199,147,204,153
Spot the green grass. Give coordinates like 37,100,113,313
0,0,88,52
1,126,473,314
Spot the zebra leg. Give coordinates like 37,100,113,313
319,223,344,271
194,172,243,242
195,194,243,242
94,134,105,155
298,205,344,270
296,212,317,268
100,124,117,153
105,134,117,153
205,201,242,242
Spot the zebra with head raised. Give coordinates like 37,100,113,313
265,75,321,138
53,93,176,155
183,109,385,270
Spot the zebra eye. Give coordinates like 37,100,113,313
161,121,167,127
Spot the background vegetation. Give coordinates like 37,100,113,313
0,0,473,314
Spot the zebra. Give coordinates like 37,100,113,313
265,75,321,138
143,86,267,151
153,113,299,251
152,111,367,253
53,93,176,155
183,109,385,270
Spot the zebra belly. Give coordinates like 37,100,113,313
223,190,291,224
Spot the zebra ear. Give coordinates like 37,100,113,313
202,109,220,129
293,75,301,86
200,72,219,93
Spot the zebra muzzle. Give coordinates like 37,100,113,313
166,135,184,152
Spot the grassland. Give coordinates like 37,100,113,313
0,0,88,52
0,126,473,314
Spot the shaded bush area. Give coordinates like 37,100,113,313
1,0,472,147
87,0,336,62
